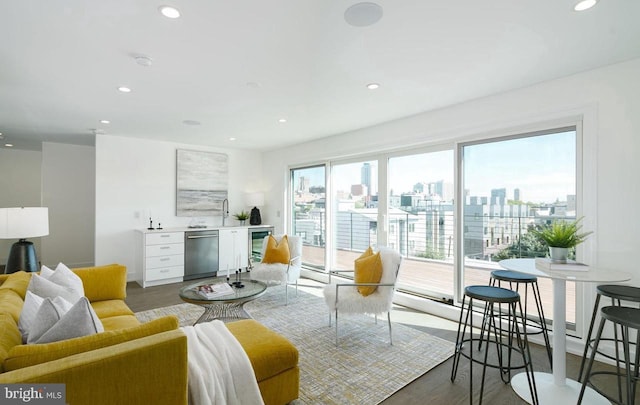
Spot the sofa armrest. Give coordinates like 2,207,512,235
72,264,127,301
0,329,188,405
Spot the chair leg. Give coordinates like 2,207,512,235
335,309,339,346
578,293,602,382
579,317,607,404
388,312,393,346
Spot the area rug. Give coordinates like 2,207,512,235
135,284,454,405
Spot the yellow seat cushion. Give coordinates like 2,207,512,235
4,316,178,371
226,319,298,382
354,248,383,296
0,271,31,299
100,315,141,331
262,235,290,265
91,300,135,319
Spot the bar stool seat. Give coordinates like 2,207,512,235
579,306,640,405
579,285,640,386
489,269,552,368
451,285,538,405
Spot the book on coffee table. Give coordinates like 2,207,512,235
535,257,590,272
195,282,234,299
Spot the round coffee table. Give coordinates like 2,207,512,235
179,277,267,324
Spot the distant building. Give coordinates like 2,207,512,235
514,188,521,201
361,163,377,196
491,188,506,205
351,184,367,196
298,176,310,192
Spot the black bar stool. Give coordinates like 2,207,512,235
488,270,552,368
578,285,640,403
578,306,640,405
451,285,539,405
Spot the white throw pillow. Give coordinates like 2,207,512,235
28,297,104,344
47,263,85,298
18,291,45,342
27,273,83,304
40,264,55,279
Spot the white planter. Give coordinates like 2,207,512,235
549,247,569,263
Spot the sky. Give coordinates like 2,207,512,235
293,130,576,204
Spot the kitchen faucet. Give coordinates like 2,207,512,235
222,198,229,226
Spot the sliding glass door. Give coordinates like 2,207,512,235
330,160,378,270
459,127,578,326
291,166,326,270
388,150,455,300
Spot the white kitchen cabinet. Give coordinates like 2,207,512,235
218,228,249,275
136,230,185,288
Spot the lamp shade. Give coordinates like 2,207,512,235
245,192,265,207
0,207,49,239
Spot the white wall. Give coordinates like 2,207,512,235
41,142,95,268
0,149,43,266
95,135,263,281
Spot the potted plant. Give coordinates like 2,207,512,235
233,210,250,225
531,217,592,263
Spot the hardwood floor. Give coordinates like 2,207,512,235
126,279,636,405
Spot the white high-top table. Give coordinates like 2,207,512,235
499,258,632,405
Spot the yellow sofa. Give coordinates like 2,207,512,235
0,264,299,405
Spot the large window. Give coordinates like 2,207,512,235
388,150,455,300
460,127,578,325
291,166,326,270
330,160,378,270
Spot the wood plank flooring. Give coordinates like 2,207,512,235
126,279,636,405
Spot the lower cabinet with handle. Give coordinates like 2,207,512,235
136,230,185,287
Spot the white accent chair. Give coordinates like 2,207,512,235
323,247,403,345
250,234,302,305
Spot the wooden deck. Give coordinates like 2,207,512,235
302,245,576,324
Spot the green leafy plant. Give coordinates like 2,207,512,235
530,217,592,248
233,210,249,221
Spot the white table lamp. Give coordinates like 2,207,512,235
0,207,49,273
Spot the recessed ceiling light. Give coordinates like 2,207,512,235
229,137,236,141
5,143,13,148
366,83,380,90
278,118,287,123
159,5,180,19
182,120,201,126
134,55,153,67
574,0,598,11
100,120,110,124
344,2,383,27
118,86,132,93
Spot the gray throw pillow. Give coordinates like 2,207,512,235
28,297,104,344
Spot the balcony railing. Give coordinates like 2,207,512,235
294,210,576,324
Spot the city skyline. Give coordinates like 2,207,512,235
293,129,576,205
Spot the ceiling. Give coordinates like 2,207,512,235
1,1,639,152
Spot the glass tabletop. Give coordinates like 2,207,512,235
179,276,267,304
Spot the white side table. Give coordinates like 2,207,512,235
499,258,632,405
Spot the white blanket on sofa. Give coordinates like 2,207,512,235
182,321,264,405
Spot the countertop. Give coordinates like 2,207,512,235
136,224,273,234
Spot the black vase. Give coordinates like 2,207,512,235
249,207,262,225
